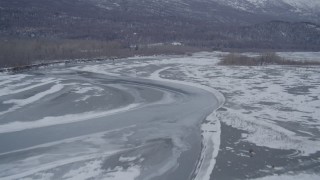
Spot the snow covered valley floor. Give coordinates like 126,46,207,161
0,51,320,180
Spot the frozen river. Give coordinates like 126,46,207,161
0,62,223,180
1,51,320,180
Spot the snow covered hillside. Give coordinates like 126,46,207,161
1,0,320,51
214,0,320,18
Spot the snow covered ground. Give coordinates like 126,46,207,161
0,51,319,179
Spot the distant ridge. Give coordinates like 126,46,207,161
0,0,320,50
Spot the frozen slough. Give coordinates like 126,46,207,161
0,63,222,180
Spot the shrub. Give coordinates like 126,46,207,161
218,52,320,66
0,39,204,68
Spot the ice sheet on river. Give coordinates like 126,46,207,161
0,62,222,180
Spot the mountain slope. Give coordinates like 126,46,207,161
213,0,320,23
0,0,320,50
